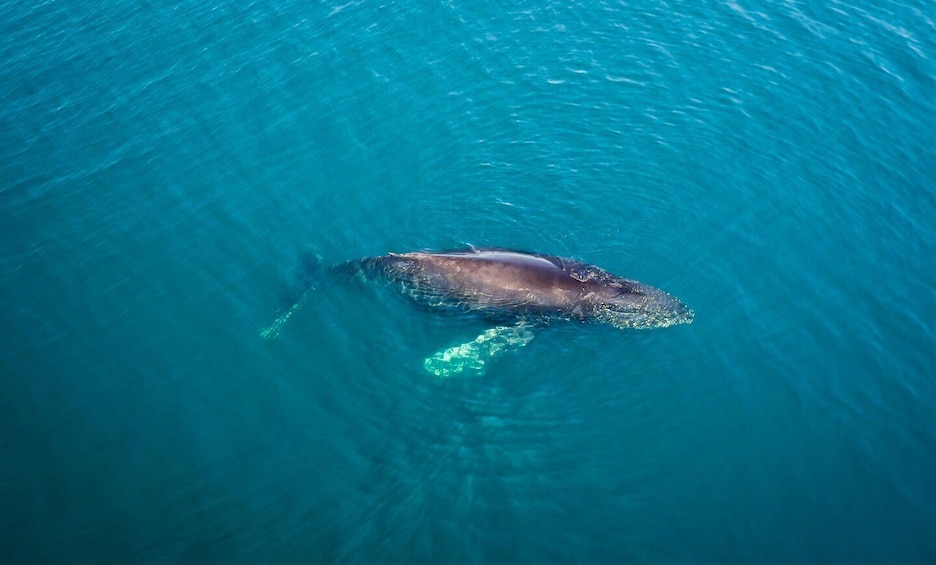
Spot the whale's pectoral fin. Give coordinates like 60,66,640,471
260,293,306,340
260,250,324,340
423,322,535,378
260,284,315,341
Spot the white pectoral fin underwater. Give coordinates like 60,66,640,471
262,248,693,377
259,250,323,341
423,323,536,378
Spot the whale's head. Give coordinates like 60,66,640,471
596,279,694,329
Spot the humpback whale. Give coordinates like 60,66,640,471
263,248,693,377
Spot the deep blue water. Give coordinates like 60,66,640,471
2,0,935,561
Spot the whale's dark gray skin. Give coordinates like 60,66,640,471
352,248,693,329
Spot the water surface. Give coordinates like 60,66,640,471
1,0,934,561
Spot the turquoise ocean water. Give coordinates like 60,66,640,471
2,0,935,561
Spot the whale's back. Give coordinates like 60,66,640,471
377,249,611,316
354,248,692,328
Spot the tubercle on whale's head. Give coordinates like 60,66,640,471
668,300,695,327
599,282,694,329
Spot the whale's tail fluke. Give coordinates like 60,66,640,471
260,249,323,340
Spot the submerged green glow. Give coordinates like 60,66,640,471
424,324,535,378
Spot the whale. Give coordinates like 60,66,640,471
355,248,693,329
263,248,693,376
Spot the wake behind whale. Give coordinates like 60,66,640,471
263,248,693,376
